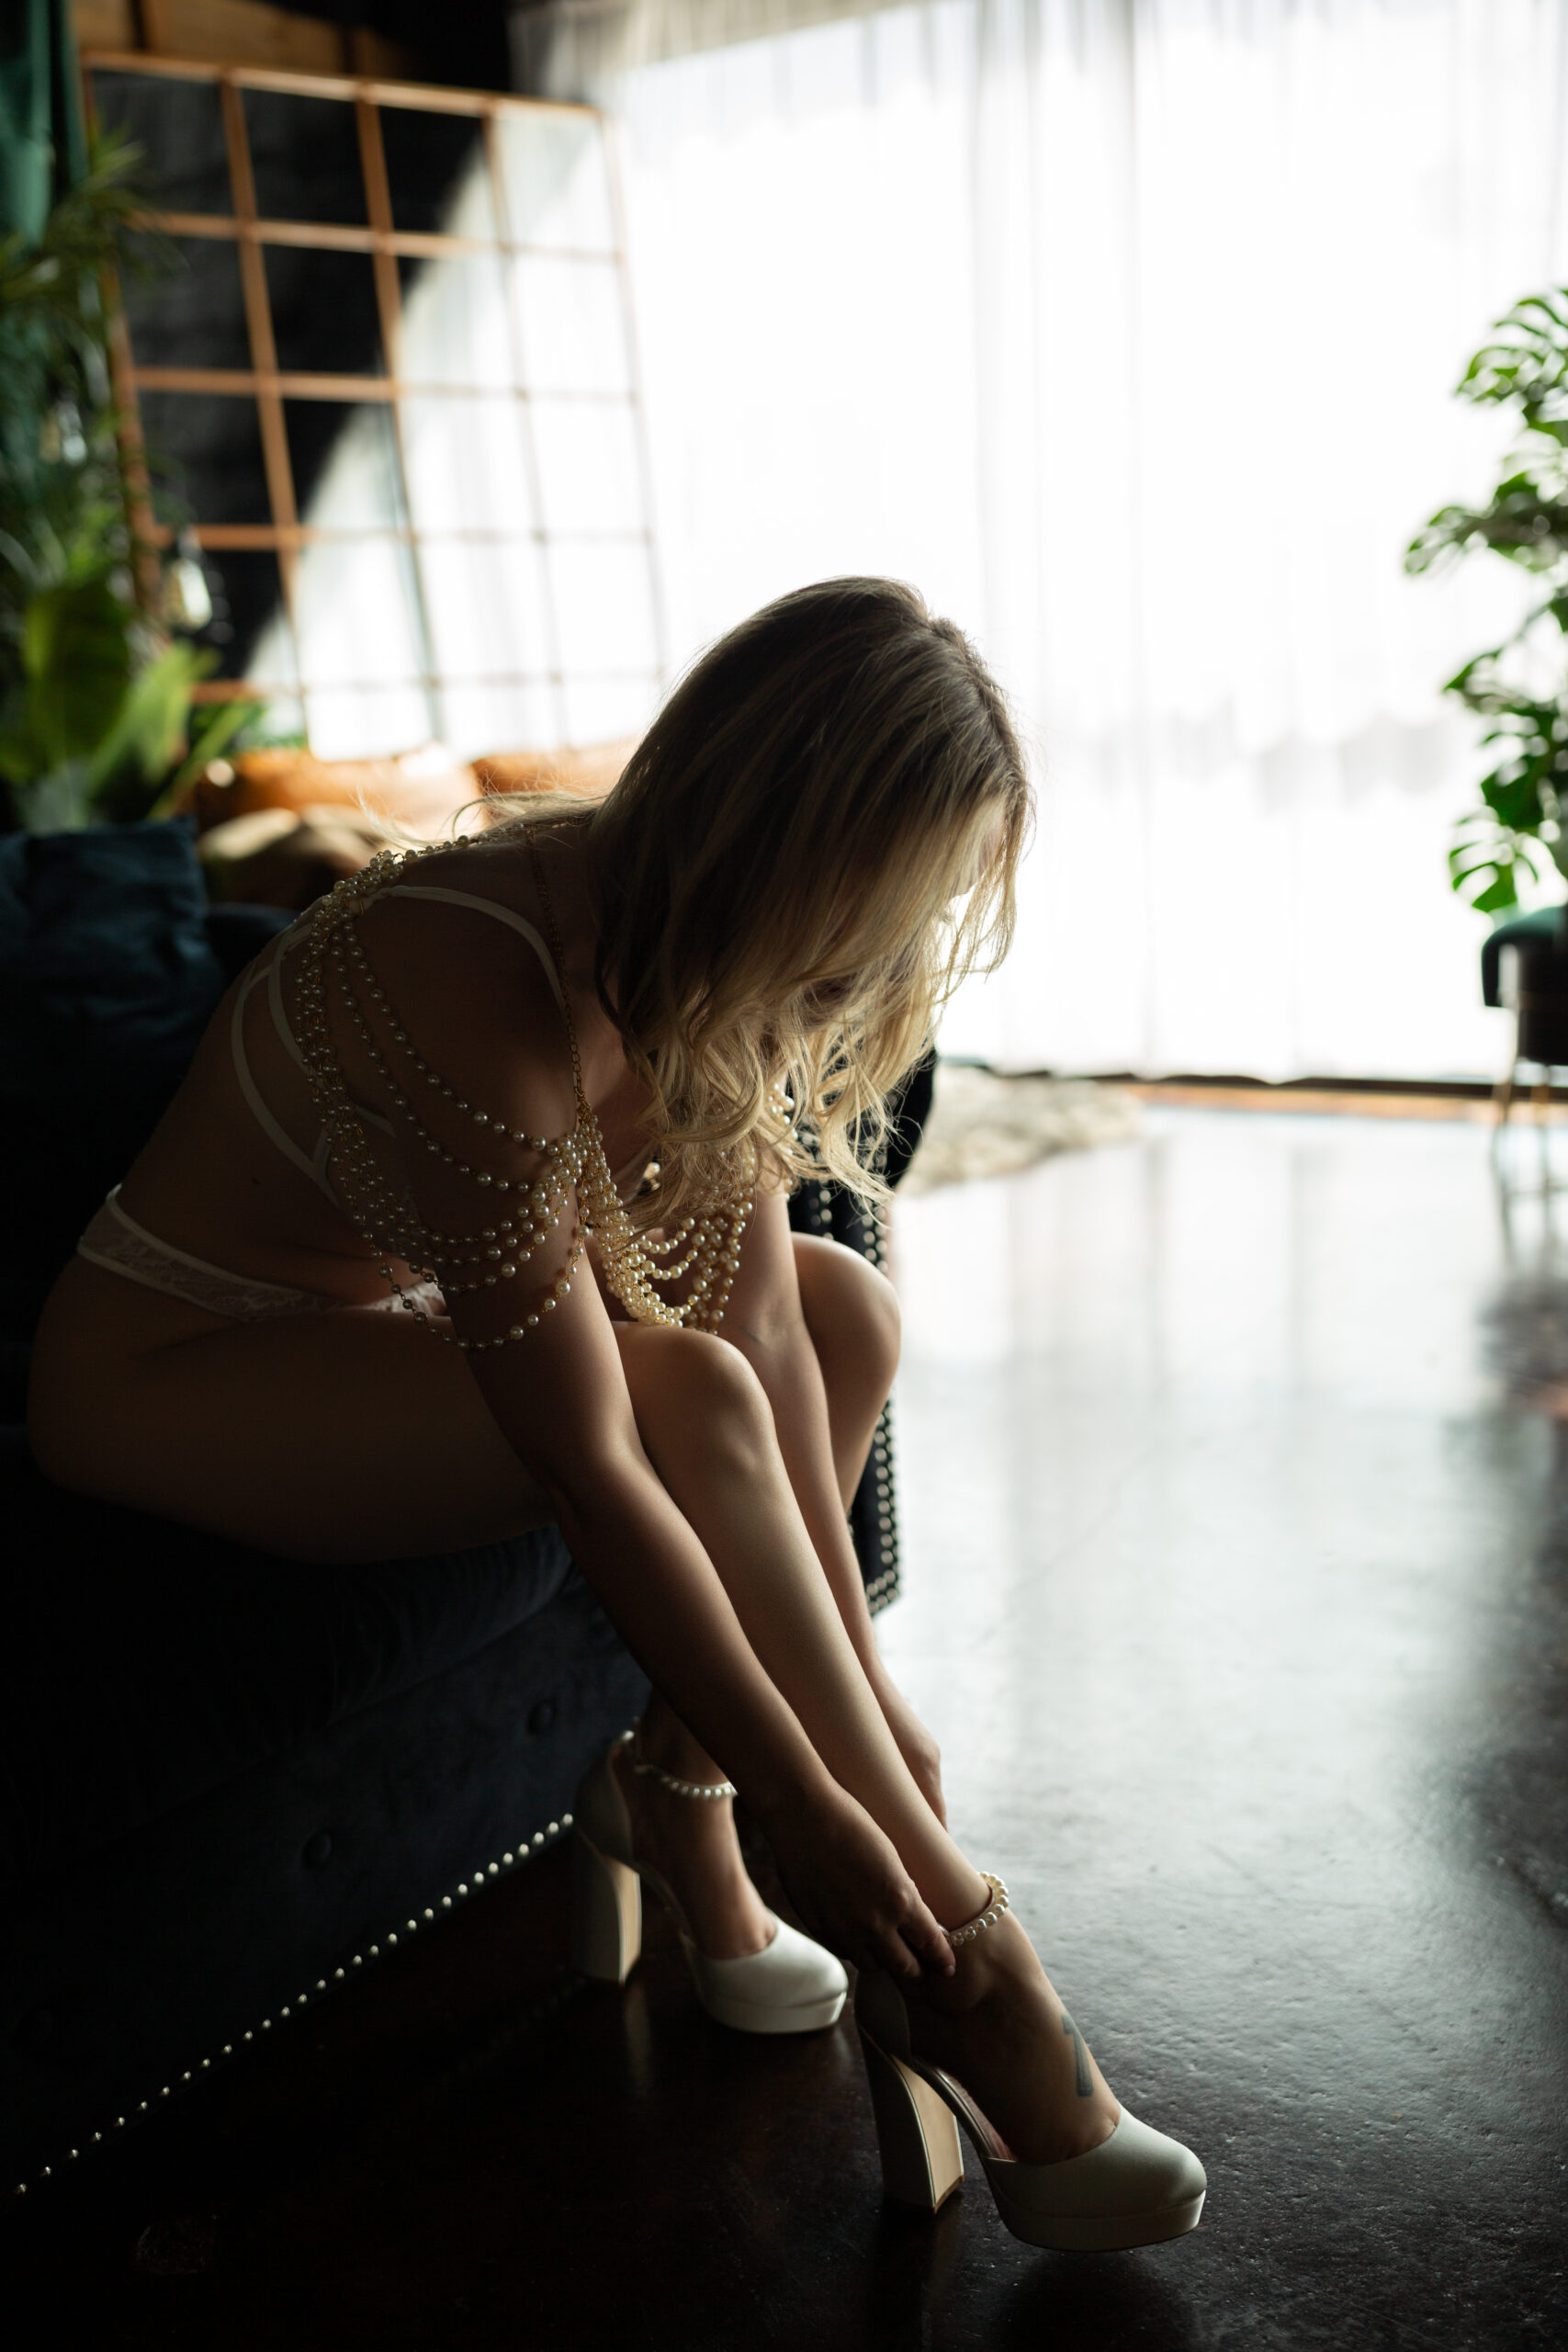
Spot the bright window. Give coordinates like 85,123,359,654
87,51,665,757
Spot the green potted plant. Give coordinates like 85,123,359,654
1406,285,1568,1067
0,135,256,832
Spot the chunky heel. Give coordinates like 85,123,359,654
571,1732,847,2031
573,1829,642,1984
859,2029,965,2211
855,1939,1206,2255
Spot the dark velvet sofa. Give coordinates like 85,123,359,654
0,822,923,2197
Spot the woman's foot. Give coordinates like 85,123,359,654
900,1911,1121,2165
613,1716,774,1961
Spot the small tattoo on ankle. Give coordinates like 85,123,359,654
1061,2009,1092,2097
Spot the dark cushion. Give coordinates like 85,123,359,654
0,1425,578,1908
0,819,225,1091
0,820,292,1341
0,1070,203,1340
204,899,294,984
886,1049,935,1189
1,1562,647,2185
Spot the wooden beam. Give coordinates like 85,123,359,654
355,90,402,379
81,46,593,118
73,0,138,48
75,2,430,79
130,366,635,407
152,520,650,548
138,0,350,73
345,28,431,81
131,366,394,399
140,211,501,260
189,668,653,701
219,72,299,620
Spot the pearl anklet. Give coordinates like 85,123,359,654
945,1871,1010,1948
620,1729,737,1802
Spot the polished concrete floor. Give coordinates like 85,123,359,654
9,1110,1567,2348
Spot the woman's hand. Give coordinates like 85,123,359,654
870,1668,946,1826
759,1781,955,1982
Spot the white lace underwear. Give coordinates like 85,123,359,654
76,1189,444,1324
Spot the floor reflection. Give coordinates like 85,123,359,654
884,1108,1568,2351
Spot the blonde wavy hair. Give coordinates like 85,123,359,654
489,578,1032,1223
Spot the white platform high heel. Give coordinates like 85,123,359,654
572,1730,848,2035
855,1881,1206,2253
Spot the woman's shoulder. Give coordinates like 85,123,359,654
344,835,580,1124
380,831,536,906
358,834,550,952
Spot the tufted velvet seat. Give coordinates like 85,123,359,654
0,1422,646,2187
0,1433,610,1896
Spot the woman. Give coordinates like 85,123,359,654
28,579,1204,2252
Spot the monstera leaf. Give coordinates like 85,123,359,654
1445,700,1568,911
1410,280,1568,918
1457,288,1568,442
1405,464,1568,578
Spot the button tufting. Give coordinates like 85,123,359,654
27,1808,577,2199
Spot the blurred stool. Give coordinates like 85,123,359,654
1487,913,1568,1208
1485,911,1568,1126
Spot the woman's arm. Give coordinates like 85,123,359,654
348,910,950,1967
334,895,809,1797
715,1188,945,1820
455,1238,953,1973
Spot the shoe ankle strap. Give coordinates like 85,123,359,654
621,1727,737,1802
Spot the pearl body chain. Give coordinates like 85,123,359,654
292,835,755,1349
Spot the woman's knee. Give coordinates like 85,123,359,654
793,1234,901,1389
617,1324,775,1464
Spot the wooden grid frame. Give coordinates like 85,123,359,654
82,49,668,746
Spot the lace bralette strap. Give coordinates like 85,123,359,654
523,829,592,1120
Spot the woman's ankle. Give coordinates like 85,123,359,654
635,1702,724,1784
906,1909,1043,2018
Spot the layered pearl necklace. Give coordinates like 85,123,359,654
292,835,754,1351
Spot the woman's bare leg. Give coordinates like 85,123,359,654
793,1231,902,1510
616,1326,1119,2163
617,1329,971,1912
630,1234,902,1958
34,1265,1116,2158
27,1259,555,1559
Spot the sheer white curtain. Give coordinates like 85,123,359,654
516,0,1568,1080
